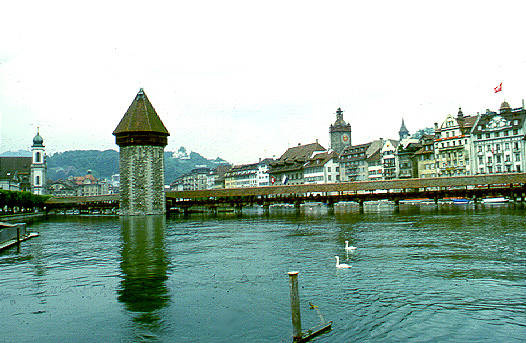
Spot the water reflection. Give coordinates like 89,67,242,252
118,215,170,329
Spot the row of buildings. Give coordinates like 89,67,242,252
3,99,525,195
171,100,526,190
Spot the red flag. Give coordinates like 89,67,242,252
494,82,502,93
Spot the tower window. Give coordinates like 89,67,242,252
36,175,40,185
35,152,41,163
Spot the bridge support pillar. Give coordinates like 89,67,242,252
234,205,243,216
263,204,270,216
359,200,364,214
327,202,334,215
210,206,218,216
394,199,400,213
294,202,301,215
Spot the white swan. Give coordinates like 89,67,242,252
345,241,357,251
335,256,351,268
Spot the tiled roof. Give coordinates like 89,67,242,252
113,89,170,135
278,142,326,161
457,115,478,130
0,157,31,179
471,107,525,134
304,151,337,168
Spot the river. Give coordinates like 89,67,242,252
1,204,525,342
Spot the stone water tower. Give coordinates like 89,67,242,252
113,89,170,215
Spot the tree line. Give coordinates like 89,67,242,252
0,190,49,215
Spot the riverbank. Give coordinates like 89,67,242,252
0,212,46,223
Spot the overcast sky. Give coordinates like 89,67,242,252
1,0,524,164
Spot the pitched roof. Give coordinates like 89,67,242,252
304,151,338,168
278,142,325,161
0,157,31,179
113,89,170,136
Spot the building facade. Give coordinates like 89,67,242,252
434,108,477,177
303,151,340,184
269,142,326,185
471,101,526,174
381,139,399,179
414,134,437,178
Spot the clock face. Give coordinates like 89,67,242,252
341,134,350,143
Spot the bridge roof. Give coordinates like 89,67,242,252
113,88,170,136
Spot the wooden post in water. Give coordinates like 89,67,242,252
288,271,302,342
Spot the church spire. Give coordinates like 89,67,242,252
399,118,409,140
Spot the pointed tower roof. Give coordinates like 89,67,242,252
113,89,170,147
113,88,169,135
399,118,409,140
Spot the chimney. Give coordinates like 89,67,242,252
434,122,438,130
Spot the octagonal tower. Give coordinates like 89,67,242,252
113,89,170,215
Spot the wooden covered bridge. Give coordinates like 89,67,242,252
45,173,526,214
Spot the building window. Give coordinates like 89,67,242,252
504,130,509,136
495,132,500,137
35,152,41,163
35,176,40,186
516,153,521,162
513,129,519,135
505,142,510,150
486,133,490,138
487,156,492,164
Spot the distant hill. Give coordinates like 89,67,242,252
0,150,32,157
1,148,230,183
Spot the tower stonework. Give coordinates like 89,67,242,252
113,89,170,216
329,107,352,155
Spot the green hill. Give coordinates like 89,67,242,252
44,148,229,183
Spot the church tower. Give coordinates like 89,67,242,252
329,107,352,154
113,89,170,216
30,128,47,195
399,118,410,141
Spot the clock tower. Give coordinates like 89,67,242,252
329,107,352,154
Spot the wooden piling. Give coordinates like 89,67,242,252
288,271,302,342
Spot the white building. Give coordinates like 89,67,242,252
303,151,340,184
471,101,526,174
434,108,477,177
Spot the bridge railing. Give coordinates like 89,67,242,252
45,173,526,205
166,173,526,200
